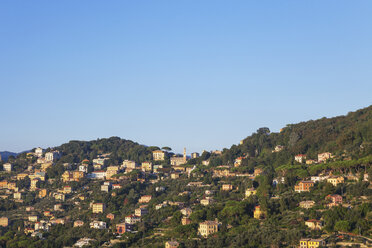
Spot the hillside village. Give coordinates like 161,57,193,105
0,106,371,247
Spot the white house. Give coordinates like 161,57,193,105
79,164,88,173
87,171,106,179
122,160,137,169
45,151,61,162
90,221,106,229
35,148,44,157
294,154,306,163
125,215,141,224
101,182,111,192
74,238,96,247
3,163,12,172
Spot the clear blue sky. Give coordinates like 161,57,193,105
1,1,372,154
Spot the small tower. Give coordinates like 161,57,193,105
183,148,186,162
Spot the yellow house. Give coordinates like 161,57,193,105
28,215,38,222
253,206,266,219
173,166,186,172
30,178,39,191
141,162,152,172
106,166,120,179
62,171,72,182
200,198,213,206
73,171,84,181
245,188,257,198
138,195,152,203
300,239,308,248
13,192,22,200
54,193,65,201
63,186,72,194
222,184,233,191
92,203,105,213
7,182,17,190
234,157,244,167
24,228,35,235
198,221,219,237
306,159,316,165
135,205,148,217
299,238,325,248
327,176,344,186
171,173,180,179
213,169,231,177
29,172,46,181
0,217,9,227
62,171,84,182
165,241,179,248
41,162,53,171
152,150,166,161
17,173,29,180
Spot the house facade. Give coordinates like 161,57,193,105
318,152,332,163
116,223,133,234
295,154,306,163
295,181,314,192
327,176,344,186
92,203,105,213
299,201,315,209
299,238,325,248
198,221,219,237
326,194,342,207
152,150,166,161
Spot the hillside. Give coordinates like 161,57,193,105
0,106,370,247
53,136,154,164
209,105,372,169
0,151,18,162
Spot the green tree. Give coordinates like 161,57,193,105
334,220,351,232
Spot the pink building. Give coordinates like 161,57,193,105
326,194,342,207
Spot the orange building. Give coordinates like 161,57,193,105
138,195,152,203
106,213,115,220
182,217,191,225
0,217,8,227
0,181,7,189
254,168,263,177
295,181,314,192
38,189,47,198
62,171,84,182
116,223,133,234
325,194,342,207
73,171,84,181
